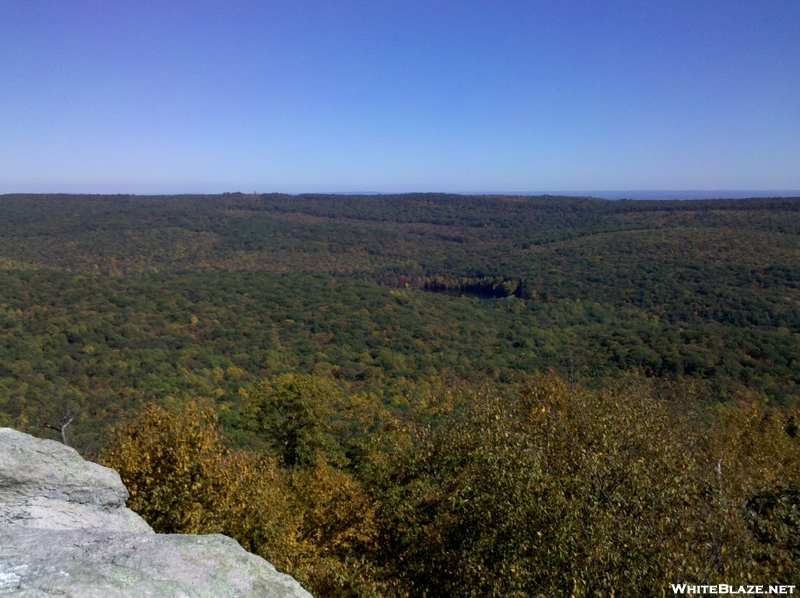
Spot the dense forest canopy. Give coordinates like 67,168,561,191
2,193,799,595
2,193,800,441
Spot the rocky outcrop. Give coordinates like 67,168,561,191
0,428,313,597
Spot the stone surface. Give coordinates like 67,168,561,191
0,428,313,598
0,428,151,533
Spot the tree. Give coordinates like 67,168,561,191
242,373,382,469
99,401,293,544
101,399,381,598
369,374,800,596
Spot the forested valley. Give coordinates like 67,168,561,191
1,193,799,595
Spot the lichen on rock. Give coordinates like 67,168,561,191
0,428,313,598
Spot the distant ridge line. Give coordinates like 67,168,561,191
463,190,800,200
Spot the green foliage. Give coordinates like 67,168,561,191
366,375,800,596
100,399,381,598
242,373,392,475
3,264,800,452
744,482,800,564
243,374,349,467
4,193,800,593
2,195,800,436
99,400,278,536
101,375,800,597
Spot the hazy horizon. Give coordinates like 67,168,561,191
4,189,800,202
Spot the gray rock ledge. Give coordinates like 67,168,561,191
0,428,313,598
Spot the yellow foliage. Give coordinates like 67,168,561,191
100,376,800,597
100,399,381,598
100,403,295,550
371,373,800,596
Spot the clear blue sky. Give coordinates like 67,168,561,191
2,1,798,194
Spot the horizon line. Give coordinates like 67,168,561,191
3,189,800,201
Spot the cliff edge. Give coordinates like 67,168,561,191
0,427,313,597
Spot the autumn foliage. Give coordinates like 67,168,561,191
100,398,380,596
102,374,800,597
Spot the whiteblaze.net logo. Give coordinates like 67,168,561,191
671,585,795,595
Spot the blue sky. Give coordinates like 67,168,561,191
1,1,798,194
